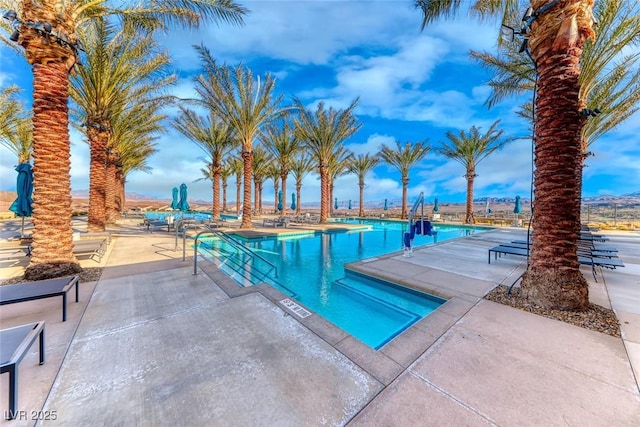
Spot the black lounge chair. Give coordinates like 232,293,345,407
502,241,616,258
488,244,624,281
1,321,45,420
0,276,80,321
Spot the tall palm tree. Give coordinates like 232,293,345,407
227,154,244,214
0,87,32,164
70,19,174,232
437,121,509,224
192,46,288,228
294,99,361,223
173,109,238,220
0,86,24,147
327,146,354,217
251,146,273,216
262,120,300,217
265,164,281,213
416,0,596,309
379,141,430,219
472,0,640,255
348,153,380,217
290,154,314,215
110,100,165,215
221,162,233,212
1,0,247,279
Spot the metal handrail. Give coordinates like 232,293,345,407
192,227,278,280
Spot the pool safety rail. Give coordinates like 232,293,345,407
404,192,437,256
193,228,279,278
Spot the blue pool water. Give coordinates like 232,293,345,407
199,221,486,349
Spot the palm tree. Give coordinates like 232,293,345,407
348,153,380,217
251,146,273,216
221,163,233,212
471,0,640,252
0,86,25,148
294,99,361,223
192,46,288,228
379,141,430,219
0,87,32,164
173,109,238,220
110,100,165,215
437,121,509,224
262,120,300,217
1,0,247,279
265,164,281,213
227,155,244,214
70,19,174,232
327,146,354,217
289,154,314,215
415,0,597,310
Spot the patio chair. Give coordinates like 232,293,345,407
1,321,45,420
73,238,108,262
0,276,80,321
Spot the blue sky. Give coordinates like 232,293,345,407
1,0,639,205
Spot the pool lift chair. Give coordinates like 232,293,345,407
403,192,437,257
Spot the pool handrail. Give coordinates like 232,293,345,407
193,228,279,280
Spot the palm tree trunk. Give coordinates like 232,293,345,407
222,178,228,213
465,170,475,224
401,176,409,219
105,157,118,224
319,165,329,223
520,0,591,310
87,129,107,232
359,178,365,217
281,173,288,217
235,174,242,215
212,161,221,220
296,182,302,215
25,61,80,279
241,149,253,228
273,180,279,214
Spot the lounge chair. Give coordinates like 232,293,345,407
488,244,624,281
1,321,45,420
502,241,616,258
73,239,108,262
0,276,80,321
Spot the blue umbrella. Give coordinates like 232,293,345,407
383,199,388,211
170,187,179,210
178,183,190,212
348,199,352,210
9,163,34,238
334,197,338,210
291,193,297,210
513,196,522,214
433,197,439,213
277,190,283,212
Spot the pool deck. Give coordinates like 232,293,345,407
1,217,639,425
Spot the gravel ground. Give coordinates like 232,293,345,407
485,285,621,338
1,267,104,286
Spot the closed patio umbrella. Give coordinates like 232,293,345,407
334,197,338,210
513,196,522,214
9,163,34,238
178,183,190,213
170,187,179,210
433,197,439,213
277,190,283,212
384,199,388,211
348,199,352,210
291,193,296,211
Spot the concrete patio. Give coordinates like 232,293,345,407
1,217,639,426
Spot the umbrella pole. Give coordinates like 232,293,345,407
21,216,25,239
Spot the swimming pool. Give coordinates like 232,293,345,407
199,221,486,349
